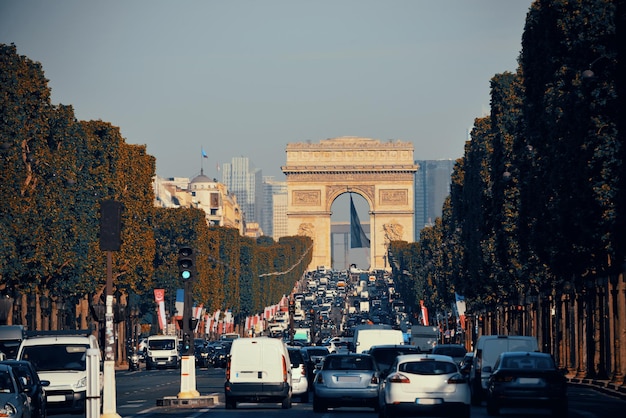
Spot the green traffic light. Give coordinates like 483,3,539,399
181,271,191,280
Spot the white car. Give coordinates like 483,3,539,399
288,347,309,402
378,354,471,418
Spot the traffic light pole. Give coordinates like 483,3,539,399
100,250,121,418
178,248,199,399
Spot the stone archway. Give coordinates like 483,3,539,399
282,137,418,271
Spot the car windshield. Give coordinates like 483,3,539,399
324,356,374,371
399,360,457,375
22,344,88,371
149,339,176,350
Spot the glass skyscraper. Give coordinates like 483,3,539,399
222,157,263,227
414,159,457,240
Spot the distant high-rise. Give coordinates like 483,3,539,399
414,159,456,240
272,193,289,241
222,157,262,226
262,176,287,239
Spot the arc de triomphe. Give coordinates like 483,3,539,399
281,137,418,271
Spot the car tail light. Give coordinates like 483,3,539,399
370,375,379,384
315,373,324,384
388,373,410,383
282,356,288,382
300,366,306,376
226,358,231,380
492,374,514,383
447,373,467,384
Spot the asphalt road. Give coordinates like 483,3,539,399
46,365,626,418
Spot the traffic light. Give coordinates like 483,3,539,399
178,246,195,281
99,200,122,251
182,333,191,353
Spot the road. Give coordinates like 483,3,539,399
47,366,626,418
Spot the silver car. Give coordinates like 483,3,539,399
378,354,471,418
313,353,380,413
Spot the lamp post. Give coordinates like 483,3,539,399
27,294,36,331
40,295,51,331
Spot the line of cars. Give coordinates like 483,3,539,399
225,333,567,417
0,324,101,417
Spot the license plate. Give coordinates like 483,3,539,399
48,395,66,402
337,376,360,383
416,398,441,405
518,377,540,384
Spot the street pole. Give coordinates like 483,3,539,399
100,250,121,418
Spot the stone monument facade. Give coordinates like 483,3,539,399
282,137,418,270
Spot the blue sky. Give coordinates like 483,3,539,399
1,0,533,180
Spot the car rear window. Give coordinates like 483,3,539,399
289,349,304,366
400,360,457,375
501,355,555,370
324,355,374,371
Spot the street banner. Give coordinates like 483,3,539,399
154,289,166,331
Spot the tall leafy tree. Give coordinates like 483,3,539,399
520,0,621,281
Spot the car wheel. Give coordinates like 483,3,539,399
225,397,236,409
457,404,471,418
378,404,390,418
470,383,482,406
313,396,327,413
486,400,499,416
281,396,292,409
551,402,568,418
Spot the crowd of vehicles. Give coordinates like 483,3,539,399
0,266,567,416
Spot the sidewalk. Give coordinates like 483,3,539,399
568,375,626,400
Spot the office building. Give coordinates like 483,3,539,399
414,159,456,240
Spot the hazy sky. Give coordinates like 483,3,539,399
0,0,533,180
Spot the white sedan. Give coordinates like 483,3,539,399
378,353,471,418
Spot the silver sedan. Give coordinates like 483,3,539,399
313,353,380,413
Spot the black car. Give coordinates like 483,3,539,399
300,346,330,387
366,344,423,376
485,351,567,417
431,343,467,365
0,359,50,418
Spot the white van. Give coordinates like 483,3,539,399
225,337,292,409
145,334,180,370
352,325,404,354
17,330,101,414
469,335,539,405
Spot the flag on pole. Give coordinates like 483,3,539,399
202,148,208,159
350,194,370,248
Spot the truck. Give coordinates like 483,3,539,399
352,325,404,353
409,325,439,353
